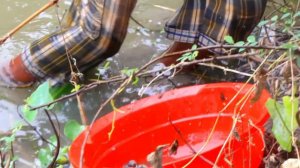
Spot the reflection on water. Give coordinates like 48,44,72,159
0,0,189,167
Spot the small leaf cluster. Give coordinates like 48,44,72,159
224,35,257,52
121,67,139,85
177,44,199,62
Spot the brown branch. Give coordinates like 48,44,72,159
76,94,89,125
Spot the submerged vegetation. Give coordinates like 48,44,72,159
1,0,300,167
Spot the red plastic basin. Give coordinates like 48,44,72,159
69,83,270,168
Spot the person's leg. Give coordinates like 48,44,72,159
161,0,211,66
197,0,267,54
161,0,267,66
0,0,137,87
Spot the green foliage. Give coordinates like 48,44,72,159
258,10,300,33
177,44,199,62
0,124,22,166
224,35,235,44
22,81,72,122
64,120,85,141
38,136,70,168
121,67,139,85
71,84,81,93
265,96,299,152
224,35,257,52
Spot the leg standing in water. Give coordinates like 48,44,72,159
0,0,267,87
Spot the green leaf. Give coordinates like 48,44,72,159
224,35,235,44
271,15,279,22
71,84,81,93
103,61,111,69
265,96,299,152
121,68,138,77
177,52,192,62
132,77,139,85
22,105,38,122
22,81,72,122
49,83,73,99
191,44,198,50
38,148,52,168
234,41,245,46
64,120,85,141
281,13,291,20
258,20,269,27
22,82,53,121
247,35,256,43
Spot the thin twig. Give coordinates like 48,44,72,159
44,109,60,168
16,107,56,147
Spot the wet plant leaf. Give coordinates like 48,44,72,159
49,83,73,99
22,105,38,122
247,35,256,43
38,148,52,168
224,35,234,44
64,120,85,141
22,81,72,122
265,96,299,152
22,82,53,122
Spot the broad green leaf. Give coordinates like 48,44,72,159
49,83,73,99
282,96,298,130
64,120,85,141
265,96,298,152
224,35,234,44
22,105,38,122
22,81,72,122
247,35,256,43
38,148,52,168
22,82,53,121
